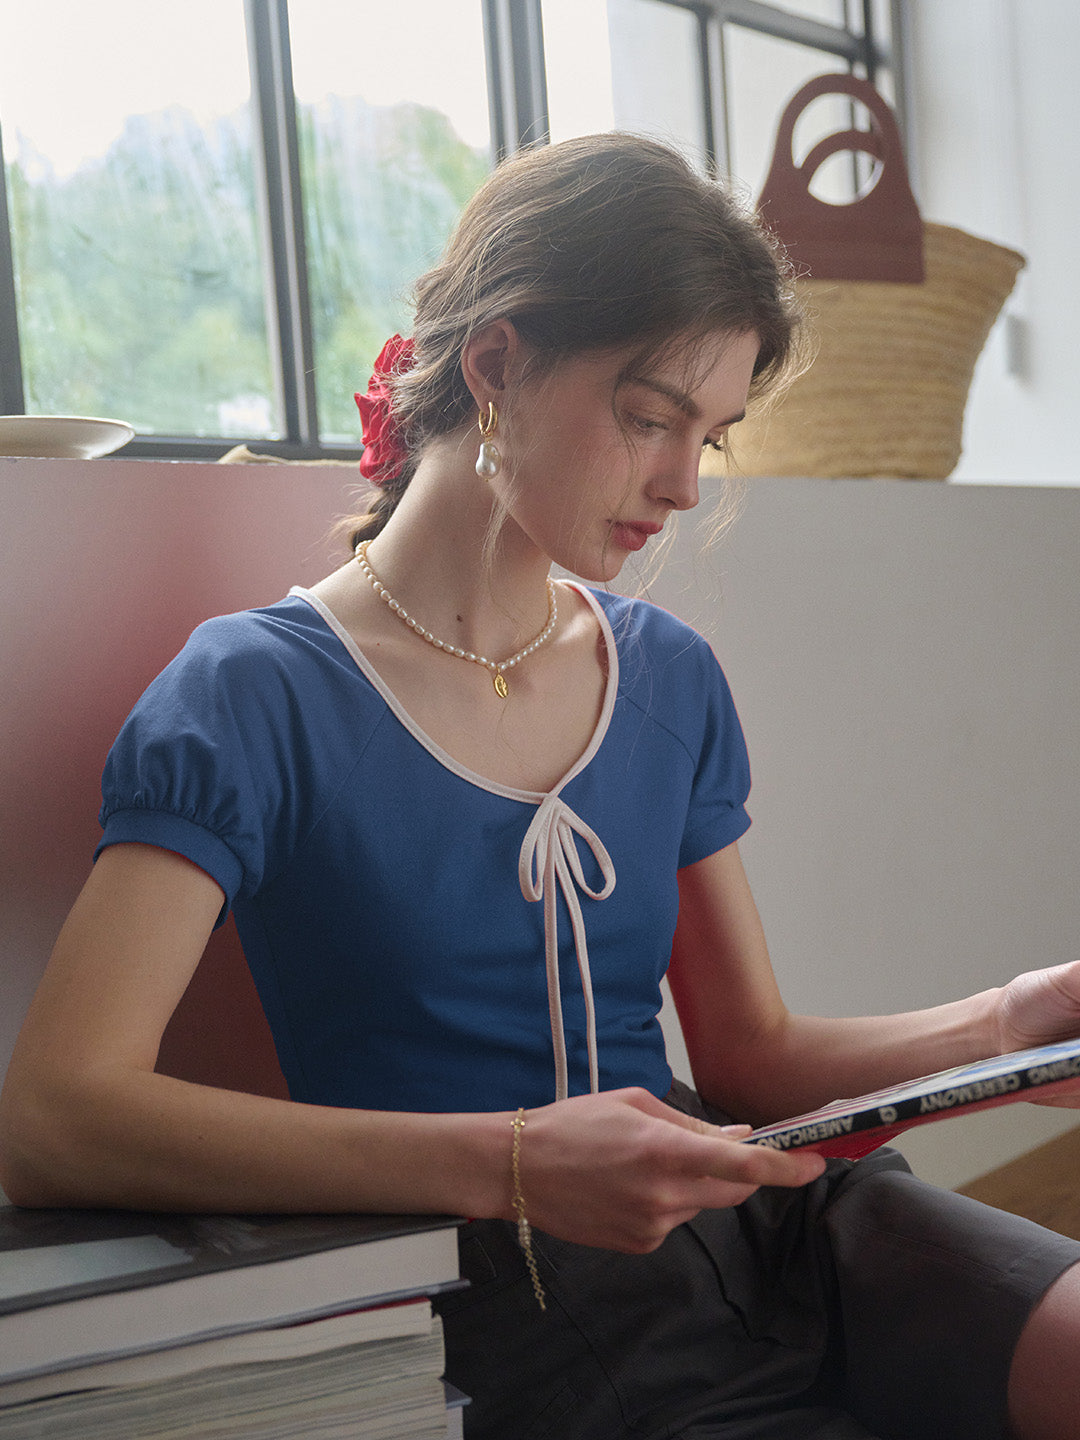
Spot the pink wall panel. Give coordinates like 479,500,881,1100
1,457,363,1096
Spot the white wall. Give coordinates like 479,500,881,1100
0,456,353,1098
908,0,1080,484
651,477,1080,1188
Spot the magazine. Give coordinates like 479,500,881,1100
749,1035,1080,1160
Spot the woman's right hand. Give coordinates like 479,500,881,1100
509,1086,825,1254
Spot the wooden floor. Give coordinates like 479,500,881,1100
957,1125,1080,1241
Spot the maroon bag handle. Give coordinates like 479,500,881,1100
756,73,925,282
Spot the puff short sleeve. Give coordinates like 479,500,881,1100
675,633,752,868
96,610,314,922
603,592,751,872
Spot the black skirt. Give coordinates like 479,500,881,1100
435,1082,1080,1439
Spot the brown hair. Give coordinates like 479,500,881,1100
349,132,801,545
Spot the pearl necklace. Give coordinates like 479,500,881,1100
354,541,558,699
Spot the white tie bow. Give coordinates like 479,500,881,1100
518,791,617,1101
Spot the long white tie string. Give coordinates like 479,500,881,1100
518,792,616,1101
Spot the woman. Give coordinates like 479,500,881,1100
2,134,1079,1439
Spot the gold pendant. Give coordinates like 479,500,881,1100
493,671,509,699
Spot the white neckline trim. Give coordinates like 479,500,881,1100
289,580,620,803
290,578,621,1102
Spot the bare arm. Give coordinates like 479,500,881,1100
668,843,1012,1127
0,844,518,1218
0,842,824,1252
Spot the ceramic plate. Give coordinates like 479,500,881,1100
0,415,135,459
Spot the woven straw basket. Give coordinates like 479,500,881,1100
723,76,1025,480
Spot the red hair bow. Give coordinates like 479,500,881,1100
354,334,415,483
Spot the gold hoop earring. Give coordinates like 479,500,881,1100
475,401,501,479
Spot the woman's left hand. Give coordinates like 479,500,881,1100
994,960,1080,1105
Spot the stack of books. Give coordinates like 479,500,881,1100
0,1206,467,1438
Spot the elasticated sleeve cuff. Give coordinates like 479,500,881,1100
95,809,244,927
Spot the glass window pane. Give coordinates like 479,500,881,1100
724,28,852,201
866,0,897,110
288,1,492,443
542,0,617,140
0,1,274,438
545,0,707,171
762,0,847,21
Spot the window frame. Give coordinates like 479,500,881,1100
655,0,909,179
0,0,907,460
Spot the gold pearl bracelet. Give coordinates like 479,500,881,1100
511,1108,547,1311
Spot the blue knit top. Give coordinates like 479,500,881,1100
97,584,750,1113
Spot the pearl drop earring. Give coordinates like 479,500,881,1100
475,401,501,479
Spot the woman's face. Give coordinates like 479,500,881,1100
497,328,760,583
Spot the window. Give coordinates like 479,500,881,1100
0,0,903,458
542,0,903,195
0,2,273,444
284,1,492,443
